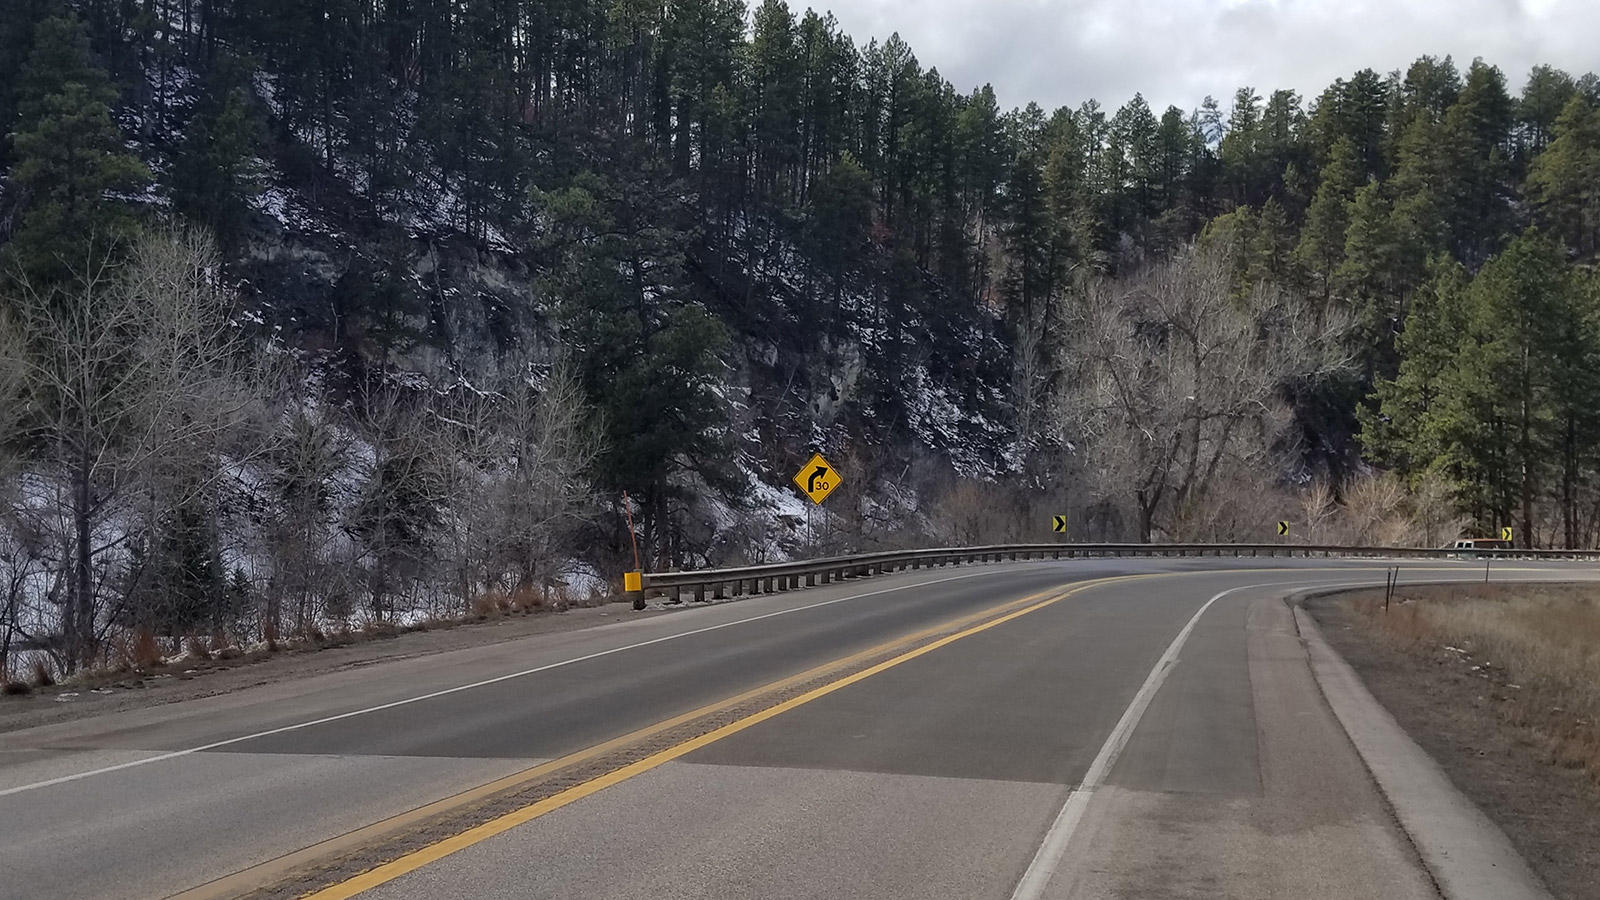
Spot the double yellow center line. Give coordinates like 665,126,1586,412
262,575,1137,900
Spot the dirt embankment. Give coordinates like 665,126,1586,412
1306,583,1600,900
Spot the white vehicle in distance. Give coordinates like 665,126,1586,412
1449,537,1512,559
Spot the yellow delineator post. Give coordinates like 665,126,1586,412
623,491,645,609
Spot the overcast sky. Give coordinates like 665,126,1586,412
803,0,1600,115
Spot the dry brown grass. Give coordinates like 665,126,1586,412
184,634,212,661
1348,583,1600,782
472,585,552,619
131,627,164,669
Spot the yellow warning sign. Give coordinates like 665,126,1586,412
1277,521,1290,536
1052,515,1067,533
793,453,841,505
1500,526,1513,542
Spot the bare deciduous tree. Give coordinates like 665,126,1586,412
1061,247,1349,542
0,308,37,680
9,231,267,670
264,384,353,636
479,365,600,601
349,384,445,621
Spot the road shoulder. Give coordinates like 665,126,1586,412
1295,596,1556,900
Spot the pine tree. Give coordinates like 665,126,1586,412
1294,137,1360,305
1360,257,1469,474
536,157,739,566
801,151,874,339
5,13,148,284
171,79,258,248
0,0,58,170
1338,182,1401,373
1430,231,1568,536
1516,64,1577,161
1527,94,1600,256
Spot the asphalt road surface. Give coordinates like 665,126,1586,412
0,557,1581,900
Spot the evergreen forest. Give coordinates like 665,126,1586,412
3,0,1600,673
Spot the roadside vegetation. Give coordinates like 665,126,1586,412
3,0,1600,688
1345,583,1600,783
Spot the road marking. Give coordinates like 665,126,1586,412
168,577,1125,900
1008,581,1259,900
999,568,1556,899
296,577,1126,900
0,565,1050,799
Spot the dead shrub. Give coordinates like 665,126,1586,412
472,591,518,619
132,628,164,669
30,658,55,687
2,679,31,696
362,620,398,639
185,635,212,661
511,585,544,614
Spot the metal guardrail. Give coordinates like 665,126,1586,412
638,542,1600,604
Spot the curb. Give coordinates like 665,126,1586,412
1292,602,1553,900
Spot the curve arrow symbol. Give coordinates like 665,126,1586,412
807,466,829,493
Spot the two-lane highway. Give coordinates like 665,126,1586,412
0,559,1573,899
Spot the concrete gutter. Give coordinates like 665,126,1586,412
1292,602,1553,900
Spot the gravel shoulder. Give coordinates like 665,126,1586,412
1305,588,1600,900
0,600,671,734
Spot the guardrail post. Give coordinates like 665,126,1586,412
695,584,706,602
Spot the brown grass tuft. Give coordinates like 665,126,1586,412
185,635,212,661
362,619,398,639
2,679,31,696
132,627,164,669
30,658,55,687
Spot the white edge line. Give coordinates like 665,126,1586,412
0,565,1040,799
1009,581,1278,900
1005,570,1534,900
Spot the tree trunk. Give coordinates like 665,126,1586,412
73,444,94,673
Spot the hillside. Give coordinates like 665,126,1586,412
3,0,1600,675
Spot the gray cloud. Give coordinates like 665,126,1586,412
797,0,1600,114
